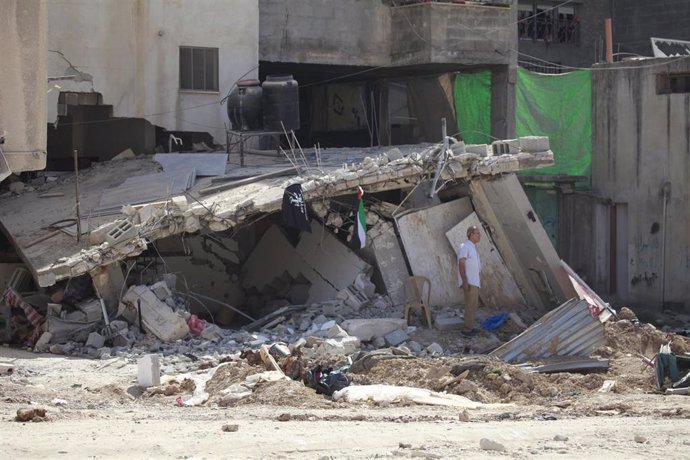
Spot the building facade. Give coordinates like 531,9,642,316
46,0,259,146
260,0,518,146
0,0,47,176
591,57,690,311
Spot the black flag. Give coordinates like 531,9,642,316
282,183,311,232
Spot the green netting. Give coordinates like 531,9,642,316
454,71,492,144
516,67,592,188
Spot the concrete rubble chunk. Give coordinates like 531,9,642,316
339,285,370,311
34,332,53,352
111,148,135,161
406,340,423,353
341,318,408,342
426,343,444,356
312,314,328,326
121,285,189,342
314,336,360,356
354,273,376,298
150,281,172,301
137,354,161,388
8,181,25,194
85,332,106,349
384,329,409,347
480,438,506,452
327,324,349,339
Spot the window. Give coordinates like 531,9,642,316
179,46,218,91
657,73,690,94
518,1,579,44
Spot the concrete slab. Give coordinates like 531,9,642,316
154,153,228,177
241,225,337,304
296,221,370,291
341,318,407,342
446,212,526,309
370,222,409,306
0,143,553,287
96,169,196,214
395,197,473,308
470,175,577,309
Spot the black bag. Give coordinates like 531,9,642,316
306,365,349,396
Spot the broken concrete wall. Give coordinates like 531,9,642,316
241,225,338,307
153,233,246,322
470,174,577,310
296,221,371,292
395,197,473,308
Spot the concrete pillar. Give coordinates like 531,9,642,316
491,65,516,139
378,81,391,146
470,175,577,310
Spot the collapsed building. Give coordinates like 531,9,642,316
3,134,690,402
0,135,573,342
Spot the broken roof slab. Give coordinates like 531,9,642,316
0,139,555,287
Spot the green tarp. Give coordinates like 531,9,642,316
516,67,592,187
453,71,492,144
453,68,592,188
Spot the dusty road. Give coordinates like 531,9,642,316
2,347,689,459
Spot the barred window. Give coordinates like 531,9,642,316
518,1,579,44
179,46,219,92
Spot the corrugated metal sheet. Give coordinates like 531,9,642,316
490,298,607,363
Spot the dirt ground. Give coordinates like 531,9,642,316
2,313,690,459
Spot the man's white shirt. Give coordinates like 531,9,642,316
458,240,481,288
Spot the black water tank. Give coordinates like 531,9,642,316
262,75,300,132
226,80,263,131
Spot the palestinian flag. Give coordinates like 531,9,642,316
354,186,366,249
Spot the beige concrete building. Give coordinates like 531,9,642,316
0,0,47,176
46,0,259,143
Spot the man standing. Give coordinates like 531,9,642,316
458,225,481,336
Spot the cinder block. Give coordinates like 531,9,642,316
106,219,136,246
465,144,489,156
519,136,550,152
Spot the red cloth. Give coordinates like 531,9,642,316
3,287,44,345
187,314,207,336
